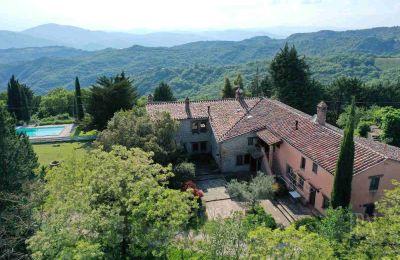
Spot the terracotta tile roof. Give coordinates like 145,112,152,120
256,129,281,145
222,98,394,174
146,97,400,174
146,98,261,140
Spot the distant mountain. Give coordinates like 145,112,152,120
0,26,399,98
14,23,276,50
0,30,57,49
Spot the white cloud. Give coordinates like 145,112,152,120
0,0,399,31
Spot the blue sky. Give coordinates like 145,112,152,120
1,0,399,31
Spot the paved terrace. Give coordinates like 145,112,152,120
194,161,316,225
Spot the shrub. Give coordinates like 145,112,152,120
245,203,277,229
293,217,320,232
357,121,371,137
170,162,195,188
182,181,203,198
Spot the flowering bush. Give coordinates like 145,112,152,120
182,181,204,198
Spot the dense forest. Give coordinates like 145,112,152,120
0,27,400,98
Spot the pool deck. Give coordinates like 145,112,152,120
24,124,75,140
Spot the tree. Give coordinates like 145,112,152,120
37,87,75,118
331,97,356,208
328,77,364,120
233,73,244,90
28,146,197,259
248,225,335,259
269,44,318,113
153,81,175,101
222,77,235,98
87,72,138,130
226,172,275,211
381,107,400,146
74,77,85,121
95,108,182,165
259,74,273,97
249,67,262,97
0,106,39,259
350,180,400,259
6,75,31,122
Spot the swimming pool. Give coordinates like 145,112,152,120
16,126,65,137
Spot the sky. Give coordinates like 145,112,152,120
0,0,399,32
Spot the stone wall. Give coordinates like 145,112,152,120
220,132,259,173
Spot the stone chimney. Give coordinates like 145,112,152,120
185,97,191,118
316,101,328,126
235,87,244,100
147,94,153,103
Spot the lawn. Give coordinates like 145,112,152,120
33,141,93,166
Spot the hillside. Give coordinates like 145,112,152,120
0,26,400,98
0,23,277,50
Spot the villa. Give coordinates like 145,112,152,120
146,89,400,216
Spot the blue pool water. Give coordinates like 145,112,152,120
16,126,65,137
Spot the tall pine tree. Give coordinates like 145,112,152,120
7,75,30,122
75,77,85,121
153,81,175,101
331,97,356,209
269,43,317,113
222,77,235,98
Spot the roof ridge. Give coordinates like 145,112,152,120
270,99,388,160
147,97,260,106
218,97,264,142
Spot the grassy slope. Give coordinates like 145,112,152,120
33,141,92,165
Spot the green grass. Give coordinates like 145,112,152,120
33,141,93,166
70,127,97,137
375,57,400,71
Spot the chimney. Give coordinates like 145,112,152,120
295,120,299,130
235,87,244,100
316,101,328,126
147,94,153,103
207,105,210,115
185,97,191,118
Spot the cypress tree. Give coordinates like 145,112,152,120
331,97,356,209
153,82,175,101
7,75,22,119
75,77,85,121
222,77,235,98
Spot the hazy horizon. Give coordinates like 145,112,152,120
1,0,399,33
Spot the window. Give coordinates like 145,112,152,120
287,165,296,186
236,155,243,166
248,137,257,146
192,143,199,152
191,122,199,133
312,162,318,174
192,120,208,134
237,154,251,166
297,176,305,190
200,121,207,133
244,154,251,164
300,157,306,170
369,176,381,191
322,195,330,209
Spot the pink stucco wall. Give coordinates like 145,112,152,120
351,159,400,215
271,140,400,215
